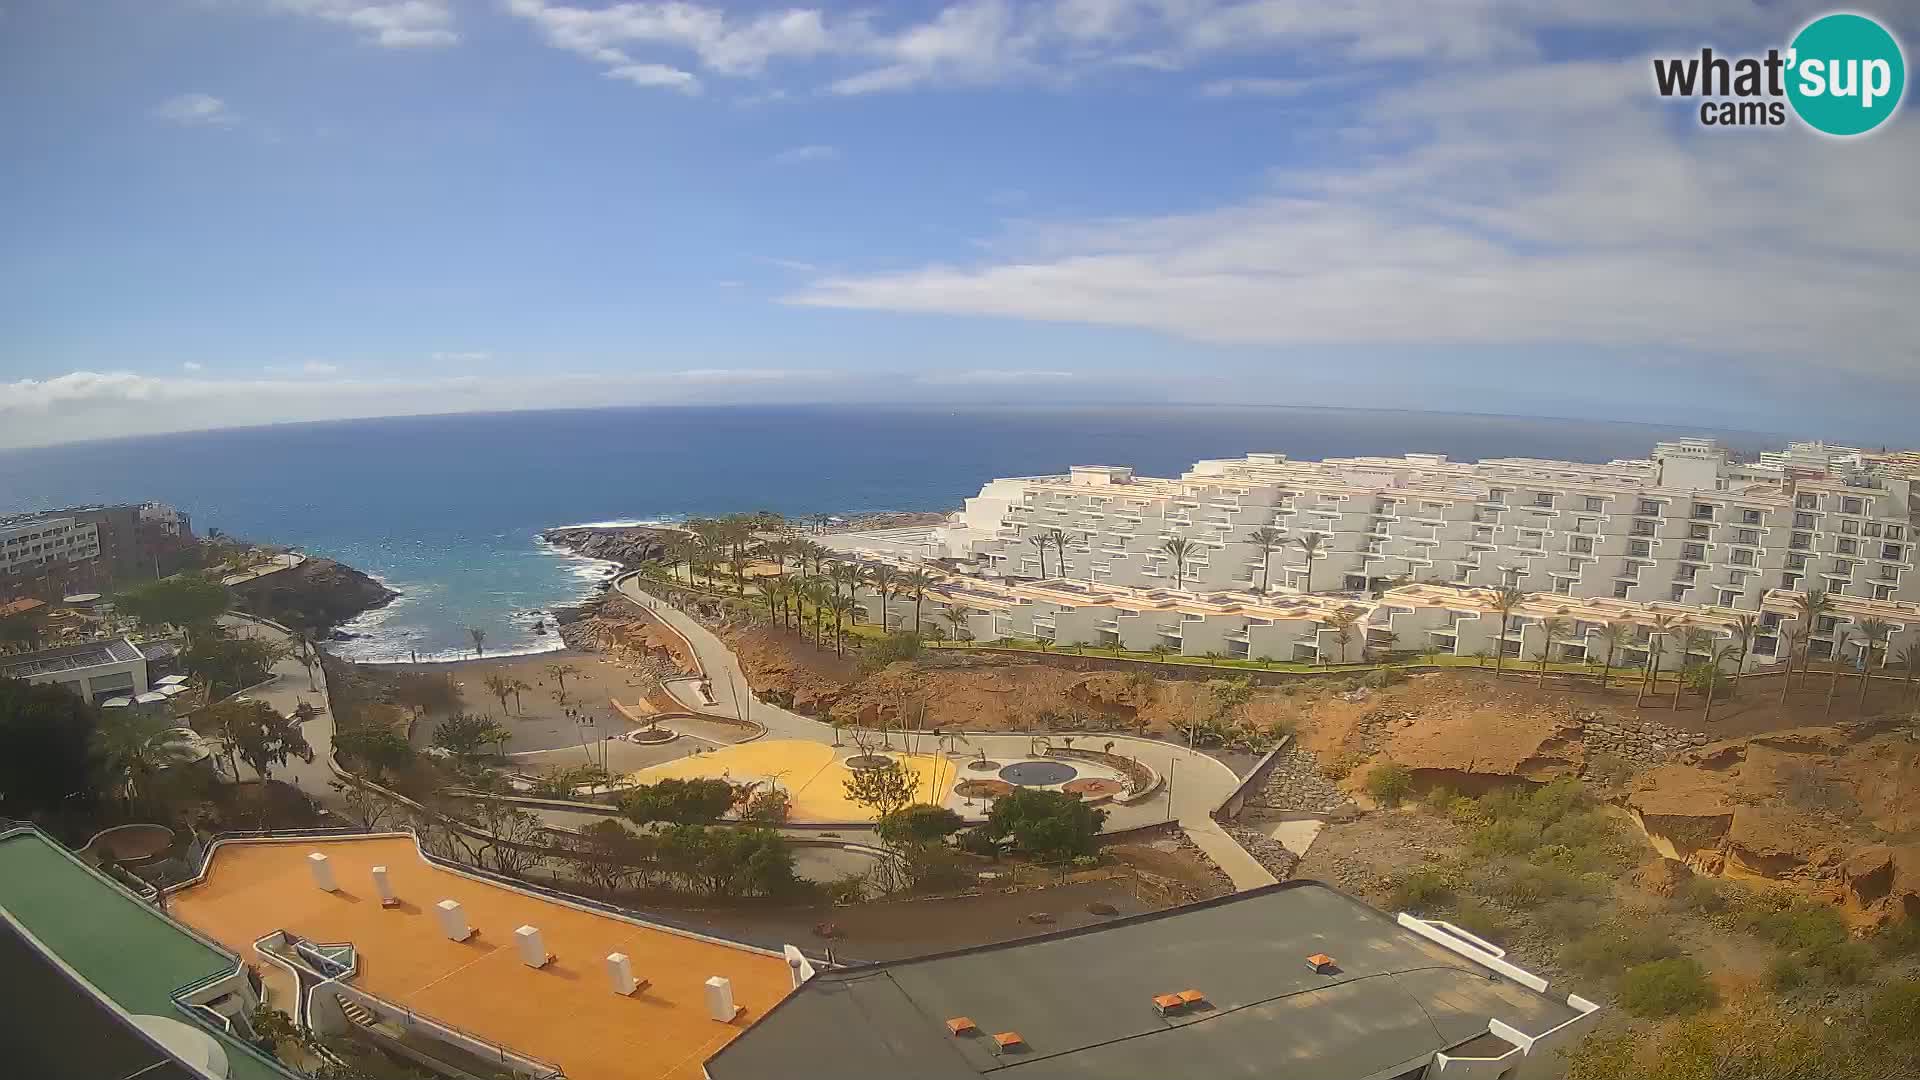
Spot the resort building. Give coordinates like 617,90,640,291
708,880,1600,1080
0,636,154,703
1,511,103,591
846,438,1915,674
166,834,802,1080
0,824,299,1080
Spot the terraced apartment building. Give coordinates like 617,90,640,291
845,438,1918,673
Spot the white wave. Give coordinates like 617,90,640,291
547,515,685,530
348,637,571,666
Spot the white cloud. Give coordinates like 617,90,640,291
154,93,233,126
263,360,344,375
264,0,457,48
181,361,205,372
607,62,701,92
916,369,1079,385
771,143,838,165
430,351,491,363
1197,76,1314,98
790,53,1920,385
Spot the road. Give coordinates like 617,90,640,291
613,574,1278,889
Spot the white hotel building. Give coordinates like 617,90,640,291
849,439,1918,675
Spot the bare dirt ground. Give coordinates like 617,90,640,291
401,650,660,753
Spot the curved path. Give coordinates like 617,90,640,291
217,614,346,810
613,574,1277,889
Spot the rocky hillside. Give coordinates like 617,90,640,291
239,557,397,632
542,525,680,567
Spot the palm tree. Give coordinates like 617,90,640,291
1028,534,1050,578
941,603,970,645
1639,613,1676,707
1326,609,1359,665
1788,589,1832,689
1729,613,1759,691
1490,585,1526,677
1594,620,1627,690
1042,528,1072,579
1535,617,1566,685
508,678,532,715
1293,533,1323,593
1896,641,1920,705
1674,625,1708,711
481,673,514,716
467,627,486,659
1702,644,1737,724
866,563,899,629
92,708,170,809
900,568,936,635
805,579,831,650
1246,526,1284,593
1855,617,1893,714
1825,626,1854,720
1778,626,1807,705
827,593,855,656
544,662,579,696
1161,537,1198,591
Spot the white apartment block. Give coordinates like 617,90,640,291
839,438,1919,674
0,514,101,580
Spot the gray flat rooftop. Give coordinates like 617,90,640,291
0,637,143,679
706,881,1580,1080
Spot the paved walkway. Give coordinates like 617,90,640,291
217,614,344,809
614,575,1279,890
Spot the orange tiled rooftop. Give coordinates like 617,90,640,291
168,836,792,1080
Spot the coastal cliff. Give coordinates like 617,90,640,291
542,525,681,568
234,557,399,632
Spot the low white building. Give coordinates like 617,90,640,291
0,637,150,704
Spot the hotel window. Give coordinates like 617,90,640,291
1884,544,1905,561
1762,612,1782,628
1693,502,1716,520
1790,532,1812,550
1880,565,1900,582
1730,549,1754,566
1570,536,1593,554
1838,538,1858,555
1783,573,1802,589
1614,582,1632,599
1690,523,1711,540
1739,508,1762,524
1638,499,1661,515
1729,571,1748,586
1629,539,1652,558
1554,577,1574,594
1865,522,1883,537
1534,493,1554,508
1842,496,1864,514
1876,584,1897,600
1832,559,1855,576
1797,493,1818,510
1682,543,1706,561
1818,615,1839,633
1720,590,1739,606
1671,585,1691,601
1573,517,1595,533
1842,519,1861,535
1733,529,1759,545
1632,519,1658,537
1585,496,1605,512
1888,526,1904,541
1487,488,1508,505
1794,512,1816,528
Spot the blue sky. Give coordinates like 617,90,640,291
2,1,1915,448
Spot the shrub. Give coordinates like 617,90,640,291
1539,900,1601,939
742,786,792,825
1873,917,1920,959
981,789,1107,861
1444,898,1509,945
621,777,740,825
1320,749,1366,782
1470,818,1544,859
1674,876,1730,915
1480,860,1593,909
1419,785,1458,815
1745,901,1848,954
1561,920,1681,980
1363,666,1406,689
1808,940,1874,985
956,827,1001,856
1365,762,1413,807
858,632,924,674
1617,957,1716,1018
1767,954,1808,992
876,803,965,847
1866,981,1920,1047
1389,870,1454,913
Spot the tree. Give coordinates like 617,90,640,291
1490,586,1526,677
656,823,797,899
333,725,412,780
430,713,510,761
544,662,579,696
92,706,174,810
1856,617,1892,714
1293,532,1324,593
1042,528,1072,579
480,673,514,716
621,777,739,825
1897,641,1920,705
0,609,46,651
941,603,971,644
1639,613,1676,707
827,592,856,656
0,677,100,817
1326,608,1359,665
741,785,792,824
901,568,936,635
1674,625,1708,710
1700,644,1738,724
1028,533,1051,578
1594,621,1626,690
866,563,899,628
1160,536,1198,591
116,574,229,640
877,803,965,847
1789,589,1832,690
508,678,532,715
843,759,917,819
1729,612,1759,691
1247,527,1284,593
1826,625,1856,720
980,788,1107,861
1535,617,1566,684
183,624,286,697
207,699,312,784
467,627,486,658
1779,626,1808,705
563,818,643,896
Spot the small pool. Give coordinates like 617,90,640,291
998,760,1079,787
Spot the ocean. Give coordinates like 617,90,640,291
0,405,1779,662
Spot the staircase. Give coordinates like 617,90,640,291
336,996,378,1029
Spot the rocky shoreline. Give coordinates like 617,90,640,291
234,556,398,635
542,525,681,569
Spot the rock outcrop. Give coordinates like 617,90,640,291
541,526,680,568
236,558,397,632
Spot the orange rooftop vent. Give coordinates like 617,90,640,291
1307,953,1337,975
946,1017,977,1036
992,1032,1025,1053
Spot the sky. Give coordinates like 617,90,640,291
1,1,1916,449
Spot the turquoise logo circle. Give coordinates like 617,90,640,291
1787,13,1906,136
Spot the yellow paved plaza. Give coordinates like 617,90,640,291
627,739,957,821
